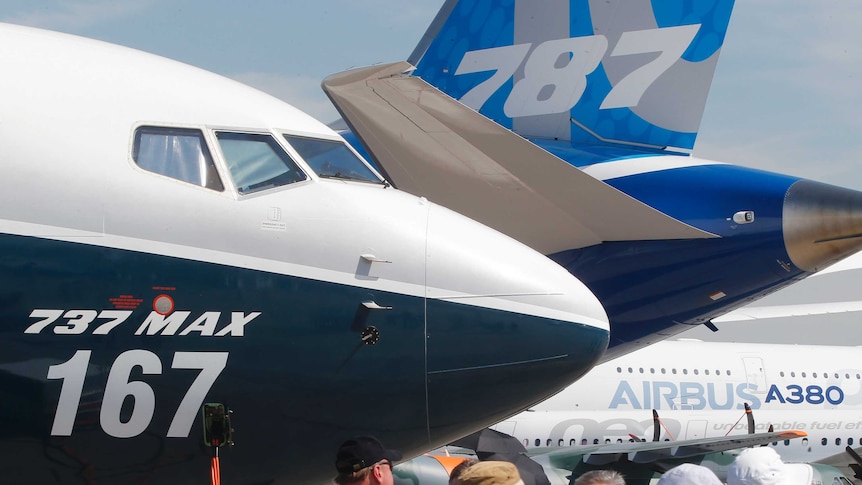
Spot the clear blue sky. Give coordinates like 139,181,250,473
3,0,861,344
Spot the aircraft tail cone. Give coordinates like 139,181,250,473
784,180,862,272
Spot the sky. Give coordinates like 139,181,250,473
2,0,861,345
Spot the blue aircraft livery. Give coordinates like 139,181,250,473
326,0,862,360
412,0,735,149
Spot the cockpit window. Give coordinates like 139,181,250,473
283,135,382,184
133,126,224,191
216,132,307,195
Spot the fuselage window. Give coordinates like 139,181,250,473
216,132,306,195
784,439,790,446
802,372,807,378
791,372,796,377
133,126,224,191
535,439,540,447
617,367,622,373
683,369,688,375
283,134,383,184
813,373,818,378
705,369,710,375
661,368,666,374
836,438,841,445
780,371,785,377
850,438,854,446
821,438,828,446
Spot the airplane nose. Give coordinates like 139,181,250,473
422,204,609,444
783,180,862,272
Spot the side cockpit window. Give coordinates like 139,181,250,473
284,135,382,184
133,126,224,191
216,132,307,195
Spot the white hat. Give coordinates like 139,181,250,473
657,463,723,485
726,447,812,485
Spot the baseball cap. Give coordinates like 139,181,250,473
657,463,723,485
726,447,812,485
335,435,402,474
454,461,525,485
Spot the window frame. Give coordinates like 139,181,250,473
130,124,225,192
281,131,387,185
211,129,310,197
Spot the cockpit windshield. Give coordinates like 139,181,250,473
216,132,307,195
284,135,383,184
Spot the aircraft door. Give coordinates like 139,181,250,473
684,419,708,440
742,357,768,394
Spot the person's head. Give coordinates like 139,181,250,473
334,435,402,485
573,469,626,485
453,461,524,485
726,447,812,485
656,464,722,485
449,458,479,485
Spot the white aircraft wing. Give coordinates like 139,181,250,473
569,430,807,465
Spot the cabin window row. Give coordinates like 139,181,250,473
616,366,732,376
778,371,861,379
615,366,862,380
525,436,858,447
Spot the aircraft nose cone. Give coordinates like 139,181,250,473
422,204,609,444
784,180,862,272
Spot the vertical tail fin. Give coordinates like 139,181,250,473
409,0,735,150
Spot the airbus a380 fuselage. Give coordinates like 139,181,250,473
536,340,862,412
499,408,862,463
0,24,609,484
493,340,862,470
480,341,862,480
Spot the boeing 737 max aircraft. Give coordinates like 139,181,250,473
322,0,862,359
0,24,610,485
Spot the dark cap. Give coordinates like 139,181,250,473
335,435,402,474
